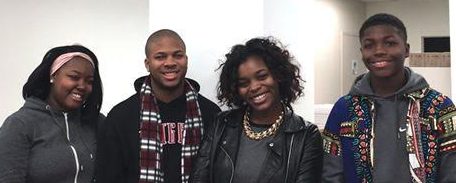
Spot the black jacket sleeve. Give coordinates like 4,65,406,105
189,112,220,183
96,108,125,183
295,123,323,183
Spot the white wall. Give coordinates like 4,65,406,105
149,0,264,111
149,0,315,121
314,0,366,104
313,0,451,104
312,0,450,128
1,0,450,127
1,0,318,125
366,0,449,53
264,0,315,121
452,0,456,98
0,0,149,124
366,0,451,96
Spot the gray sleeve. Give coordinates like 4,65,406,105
0,115,30,183
322,153,344,183
438,144,456,182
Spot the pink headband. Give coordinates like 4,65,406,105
50,52,95,76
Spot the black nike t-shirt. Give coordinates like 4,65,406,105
157,94,186,183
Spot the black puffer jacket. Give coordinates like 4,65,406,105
190,108,323,183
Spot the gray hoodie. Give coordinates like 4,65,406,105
349,67,428,183
0,97,101,183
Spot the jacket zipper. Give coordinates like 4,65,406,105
284,134,295,183
219,145,234,183
64,113,80,183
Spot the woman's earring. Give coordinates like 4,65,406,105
50,79,54,83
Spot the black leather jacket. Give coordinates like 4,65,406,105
190,108,323,183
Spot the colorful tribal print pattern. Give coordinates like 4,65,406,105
322,129,341,156
417,89,441,182
419,89,456,182
324,87,456,183
341,89,456,183
439,107,456,153
344,95,373,183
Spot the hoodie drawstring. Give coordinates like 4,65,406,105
395,95,402,140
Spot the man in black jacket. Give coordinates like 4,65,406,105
97,29,221,183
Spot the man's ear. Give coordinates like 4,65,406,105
405,43,410,58
144,58,149,72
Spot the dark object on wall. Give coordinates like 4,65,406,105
422,36,450,52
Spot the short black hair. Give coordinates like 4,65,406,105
217,37,304,109
23,45,103,125
359,13,407,41
145,29,186,57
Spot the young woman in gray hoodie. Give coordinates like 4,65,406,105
0,45,104,183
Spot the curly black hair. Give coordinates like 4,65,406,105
359,13,407,42
22,45,103,125
217,37,304,109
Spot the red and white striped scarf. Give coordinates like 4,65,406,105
139,77,203,183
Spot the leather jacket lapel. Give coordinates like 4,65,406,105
214,109,308,183
256,128,285,183
212,109,243,183
219,122,242,164
256,111,307,183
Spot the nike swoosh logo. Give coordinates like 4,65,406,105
399,127,407,132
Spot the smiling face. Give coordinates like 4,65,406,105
145,36,188,91
360,24,409,79
237,56,281,113
47,57,94,112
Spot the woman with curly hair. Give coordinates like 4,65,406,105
190,37,322,183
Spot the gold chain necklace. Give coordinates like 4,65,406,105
243,110,284,140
